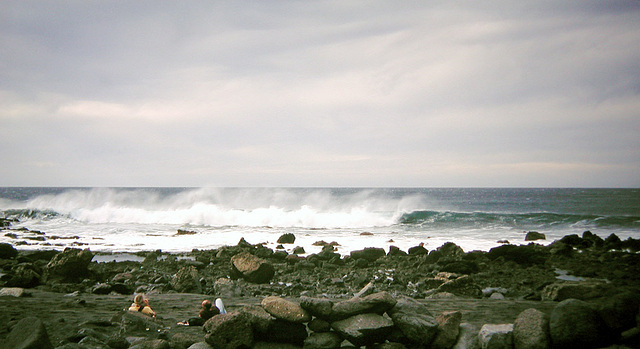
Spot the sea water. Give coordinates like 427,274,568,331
0,187,638,255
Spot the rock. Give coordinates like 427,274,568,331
387,296,439,346
489,293,505,300
332,291,397,320
238,305,273,334
582,231,603,248
129,339,171,349
486,244,549,266
172,266,202,293
0,242,18,259
541,280,608,301
387,246,408,257
558,234,591,249
259,319,308,345
431,311,462,349
277,233,296,244
331,313,394,347
187,343,214,349
525,231,546,241
0,287,26,297
214,278,243,298
308,318,332,333
261,296,311,323
203,312,254,349
549,299,609,348
253,342,301,349
292,246,306,255
303,332,342,349
426,242,465,263
45,248,94,282
594,292,640,334
350,247,386,262
452,323,480,349
300,296,334,320
408,245,428,255
91,283,113,294
170,333,201,349
6,263,41,288
114,311,163,335
440,260,480,274
513,308,550,349
4,316,54,349
478,324,513,349
230,252,275,284
437,275,482,298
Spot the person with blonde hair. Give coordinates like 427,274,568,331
128,293,156,317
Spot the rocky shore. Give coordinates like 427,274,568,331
1,220,640,348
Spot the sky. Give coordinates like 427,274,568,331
1,1,639,188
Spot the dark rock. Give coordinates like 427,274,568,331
45,248,94,282
292,246,305,255
436,275,482,298
230,252,275,284
331,313,394,347
5,316,54,349
308,318,332,333
203,312,254,349
525,231,547,241
486,243,549,266
604,233,622,250
407,245,427,256
129,339,171,349
431,311,462,349
261,295,311,323
332,291,397,320
387,246,407,257
238,305,273,334
114,311,163,335
303,332,342,349
559,234,591,249
350,247,386,262
513,308,551,349
549,299,610,348
582,231,603,248
6,263,41,288
0,242,18,259
541,280,609,301
439,260,479,274
594,292,640,334
259,319,308,345
172,265,202,293
277,233,296,244
425,242,465,263
387,296,438,346
300,296,334,320
91,283,113,294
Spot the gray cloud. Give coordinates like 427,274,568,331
1,1,639,187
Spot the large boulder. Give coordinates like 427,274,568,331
452,323,480,349
549,299,610,348
525,231,546,241
6,263,41,288
261,296,311,323
300,296,334,320
230,252,274,284
426,242,465,263
258,319,308,346
0,242,18,259
387,296,439,346
4,316,54,349
541,280,609,301
350,247,386,262
171,266,202,293
203,312,254,349
277,233,296,244
303,332,342,349
595,292,640,334
331,291,397,320
331,313,394,347
436,275,482,298
431,311,462,349
513,308,550,349
478,324,513,349
486,244,549,266
45,248,94,282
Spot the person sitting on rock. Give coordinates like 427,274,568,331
177,299,221,326
128,293,156,317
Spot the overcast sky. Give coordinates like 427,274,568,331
1,1,639,187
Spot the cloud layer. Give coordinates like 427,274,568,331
1,1,639,187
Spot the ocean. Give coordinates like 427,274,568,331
0,187,638,256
